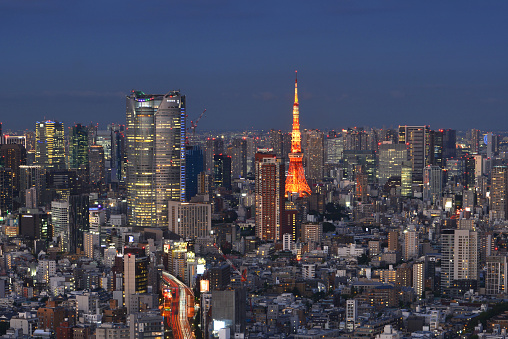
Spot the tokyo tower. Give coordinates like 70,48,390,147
285,71,311,197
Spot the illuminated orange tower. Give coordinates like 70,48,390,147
285,71,311,197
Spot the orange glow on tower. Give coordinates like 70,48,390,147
285,71,311,197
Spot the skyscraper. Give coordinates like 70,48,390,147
285,72,311,198
19,165,45,208
377,143,408,186
0,143,27,195
89,145,105,186
398,125,431,183
491,166,508,220
185,145,204,201
255,152,285,241
51,201,70,252
69,124,89,170
126,91,186,228
423,165,442,204
302,129,324,183
35,120,65,170
230,138,247,179
213,154,232,190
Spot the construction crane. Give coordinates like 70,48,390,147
189,109,207,136
213,242,247,282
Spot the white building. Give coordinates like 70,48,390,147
302,264,315,279
51,201,69,251
36,260,56,284
346,299,357,331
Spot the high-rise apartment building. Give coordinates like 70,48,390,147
441,229,478,297
378,143,408,186
413,261,425,298
398,125,431,183
230,138,247,179
126,91,186,228
491,166,508,220
486,255,508,295
388,230,399,252
255,152,285,241
35,120,65,170
302,129,324,182
123,253,149,313
403,226,419,261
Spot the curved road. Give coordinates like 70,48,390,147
161,271,195,339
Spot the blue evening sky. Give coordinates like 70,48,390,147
1,0,507,132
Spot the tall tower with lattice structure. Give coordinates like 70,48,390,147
285,71,311,197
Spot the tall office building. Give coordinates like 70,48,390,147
213,154,232,190
302,129,324,183
69,194,89,254
35,120,66,170
325,136,343,164
0,167,13,215
255,152,285,241
491,166,508,220
469,129,481,154
89,145,105,186
2,135,26,148
343,127,369,151
168,201,211,238
19,165,45,208
423,165,442,203
0,143,27,194
377,143,408,186
205,138,224,174
398,125,431,183
185,145,204,201
126,91,186,228
342,150,376,183
69,124,89,170
441,229,478,297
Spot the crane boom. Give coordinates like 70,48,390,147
213,243,246,282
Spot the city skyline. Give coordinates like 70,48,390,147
1,1,508,131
